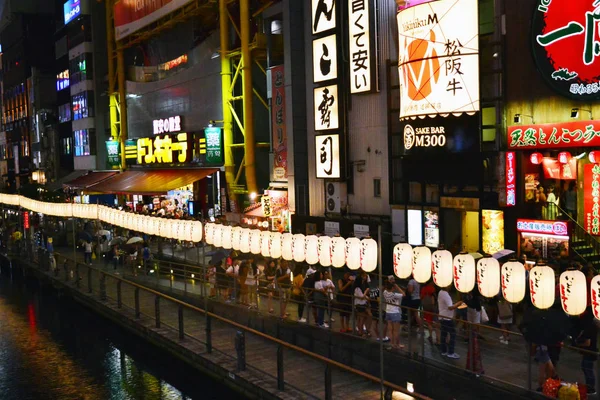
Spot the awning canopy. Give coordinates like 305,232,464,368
46,170,89,191
64,171,117,190
86,168,219,195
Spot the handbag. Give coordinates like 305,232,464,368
481,306,490,323
498,301,513,319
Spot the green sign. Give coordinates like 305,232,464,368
106,140,120,168
204,127,223,165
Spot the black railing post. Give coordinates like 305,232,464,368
324,365,332,400
134,287,140,318
87,266,92,293
75,263,80,289
206,314,212,353
178,305,184,340
277,345,284,391
99,272,106,301
235,331,246,371
117,280,122,308
155,296,160,328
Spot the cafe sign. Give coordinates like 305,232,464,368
532,0,600,100
508,120,600,149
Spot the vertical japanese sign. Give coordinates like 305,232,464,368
397,0,480,119
204,127,224,165
270,65,288,181
106,140,120,169
348,0,373,93
584,163,600,235
315,134,341,178
312,35,338,83
532,1,600,100
313,84,339,131
312,0,336,34
506,152,516,207
23,212,29,230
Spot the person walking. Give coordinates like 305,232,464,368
275,260,292,318
84,240,93,265
302,268,318,324
142,243,151,274
291,264,305,321
337,272,354,333
353,271,370,337
421,280,440,346
369,283,388,342
245,261,258,309
313,270,329,328
384,278,405,350
264,260,277,314
497,297,513,344
438,286,464,359
407,277,423,330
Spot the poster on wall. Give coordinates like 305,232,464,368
482,210,504,254
424,210,439,248
584,164,600,236
525,173,540,202
270,65,288,181
532,1,600,100
397,0,480,120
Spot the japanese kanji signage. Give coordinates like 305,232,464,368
532,0,600,100
541,158,577,180
348,0,373,93
506,152,516,207
316,134,340,179
397,0,480,119
517,219,569,236
204,127,223,165
508,120,600,149
262,195,272,217
23,211,29,230
312,35,337,83
153,115,182,135
314,84,339,131
584,163,600,235
270,65,288,181
312,0,336,35
105,140,120,168
137,133,189,164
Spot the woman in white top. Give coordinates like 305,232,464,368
323,271,336,322
245,262,258,309
383,278,406,350
353,271,370,336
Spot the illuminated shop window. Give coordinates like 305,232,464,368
56,69,70,91
74,129,95,156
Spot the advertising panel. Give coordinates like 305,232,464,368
270,65,288,181
106,140,120,169
508,120,600,150
424,210,439,248
114,0,193,40
532,1,600,100
397,0,480,120
64,0,85,25
401,113,479,154
482,210,504,254
584,164,600,236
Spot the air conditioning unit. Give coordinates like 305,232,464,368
325,181,346,214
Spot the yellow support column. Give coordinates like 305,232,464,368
117,50,128,171
240,0,258,194
220,0,236,203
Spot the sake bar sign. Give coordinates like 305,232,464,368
508,120,600,149
532,0,600,100
584,163,600,235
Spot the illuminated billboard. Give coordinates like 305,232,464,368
114,0,193,41
397,0,480,120
64,0,82,24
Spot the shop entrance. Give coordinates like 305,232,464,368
462,211,480,252
442,209,480,253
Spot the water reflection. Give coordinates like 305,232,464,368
0,277,242,400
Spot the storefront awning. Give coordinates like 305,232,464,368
45,170,89,191
63,171,118,190
86,168,219,195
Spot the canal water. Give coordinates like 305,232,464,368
0,274,245,400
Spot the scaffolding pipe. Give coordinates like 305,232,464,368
117,50,128,171
220,0,236,206
240,0,258,195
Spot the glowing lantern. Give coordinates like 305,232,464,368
260,230,271,258
305,235,319,265
431,249,453,288
360,238,378,273
213,224,223,247
477,258,501,298
560,270,587,316
250,229,262,255
530,152,543,165
282,233,294,261
412,247,431,283
393,243,413,279
592,276,600,320
205,223,214,245
232,227,241,250
558,151,571,164
292,234,306,262
162,219,173,239
590,151,600,164
221,225,232,249
330,236,346,268
269,232,282,259
501,261,526,303
345,237,361,270
529,265,555,309
191,221,203,242
240,228,251,253
318,236,332,267
453,253,476,293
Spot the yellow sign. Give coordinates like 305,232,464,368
137,133,188,164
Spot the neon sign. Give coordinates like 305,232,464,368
506,152,516,207
517,219,569,236
153,116,182,135
64,0,81,25
532,0,600,100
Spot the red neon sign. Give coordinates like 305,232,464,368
506,152,516,207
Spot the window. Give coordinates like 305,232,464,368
373,178,381,198
61,137,72,155
59,103,71,123
74,129,95,156
72,91,94,120
69,53,93,85
56,69,70,91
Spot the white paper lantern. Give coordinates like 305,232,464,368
282,233,293,261
269,232,282,259
431,249,453,288
205,223,214,245
393,243,413,279
305,235,319,265
345,237,361,270
560,270,587,316
453,253,476,293
591,276,600,320
318,236,332,267
413,247,431,283
529,266,555,310
477,258,501,298
221,225,233,249
231,227,241,250
331,236,346,268
240,228,251,253
360,238,378,273
191,221,203,242
260,230,271,258
250,229,262,255
501,261,526,303
292,234,306,262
